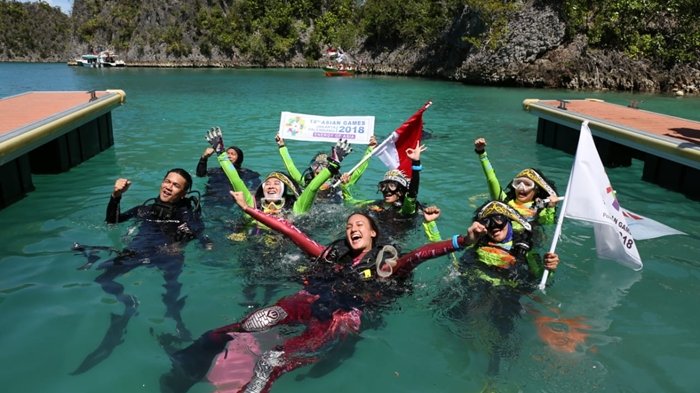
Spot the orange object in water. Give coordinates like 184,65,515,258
534,315,591,353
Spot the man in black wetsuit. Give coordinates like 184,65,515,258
72,168,204,375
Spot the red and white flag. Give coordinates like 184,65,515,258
373,101,431,179
562,121,643,270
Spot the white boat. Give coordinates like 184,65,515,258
74,51,126,68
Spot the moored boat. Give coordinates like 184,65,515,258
321,47,356,77
72,50,126,68
323,65,355,77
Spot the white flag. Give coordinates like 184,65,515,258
563,121,643,271
622,208,686,240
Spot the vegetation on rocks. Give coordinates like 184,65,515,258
0,0,71,61
1,0,698,93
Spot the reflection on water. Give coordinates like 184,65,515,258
1,64,700,393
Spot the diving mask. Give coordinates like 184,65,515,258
261,198,285,212
479,214,508,231
378,181,402,194
512,177,536,192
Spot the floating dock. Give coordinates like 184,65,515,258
0,90,126,209
523,98,700,200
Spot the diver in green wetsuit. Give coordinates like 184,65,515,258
341,141,427,241
275,134,378,203
208,128,352,221
210,128,352,306
474,137,559,230
428,200,559,380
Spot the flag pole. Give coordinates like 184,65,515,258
331,133,395,188
539,122,582,291
537,195,570,291
538,155,578,291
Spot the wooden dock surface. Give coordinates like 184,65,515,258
527,99,700,146
524,98,700,170
524,98,700,199
0,91,111,135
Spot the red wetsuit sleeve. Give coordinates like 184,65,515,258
392,235,469,276
242,206,325,257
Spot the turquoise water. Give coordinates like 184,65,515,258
1,63,699,392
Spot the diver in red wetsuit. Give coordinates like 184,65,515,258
160,192,483,393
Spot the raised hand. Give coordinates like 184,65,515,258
330,139,352,163
202,147,215,159
230,191,249,209
113,178,131,198
405,140,427,161
474,137,486,154
205,126,225,154
423,205,441,223
465,221,488,244
368,135,378,148
275,133,285,147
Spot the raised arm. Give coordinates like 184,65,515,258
293,139,352,214
341,135,377,189
390,221,487,276
400,140,426,216
218,153,254,207
105,178,137,223
474,137,507,201
196,147,214,177
231,192,325,257
276,134,304,184
422,205,442,242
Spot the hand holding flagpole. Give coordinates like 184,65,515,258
538,196,568,291
331,100,432,188
331,134,391,188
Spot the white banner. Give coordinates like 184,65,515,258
278,112,375,144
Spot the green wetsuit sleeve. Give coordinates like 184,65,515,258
423,221,442,242
340,180,376,207
538,206,557,225
292,164,333,215
218,152,254,207
525,251,554,283
478,151,507,201
343,145,374,188
278,146,304,184
341,183,362,206
401,196,418,216
340,146,373,205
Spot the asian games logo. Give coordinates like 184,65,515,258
284,116,305,136
606,186,620,210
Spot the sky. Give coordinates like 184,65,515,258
20,0,73,15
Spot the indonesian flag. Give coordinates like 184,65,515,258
373,101,431,179
562,121,642,270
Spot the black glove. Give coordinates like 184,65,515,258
329,139,352,163
205,127,225,154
